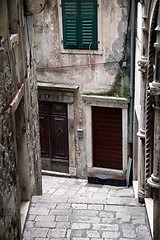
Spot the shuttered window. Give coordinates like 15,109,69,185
62,0,98,50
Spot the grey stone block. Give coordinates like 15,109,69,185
47,229,66,238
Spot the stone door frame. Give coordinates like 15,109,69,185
82,95,129,175
38,82,79,176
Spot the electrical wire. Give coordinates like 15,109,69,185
36,60,120,70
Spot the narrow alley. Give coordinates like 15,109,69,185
22,175,151,240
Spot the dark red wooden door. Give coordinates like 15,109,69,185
51,103,69,160
39,101,69,173
39,102,51,158
92,107,122,170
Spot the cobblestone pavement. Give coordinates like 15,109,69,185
23,175,152,240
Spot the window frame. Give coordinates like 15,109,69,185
58,0,102,55
62,0,98,50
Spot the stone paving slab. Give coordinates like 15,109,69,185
23,176,152,240
106,197,141,206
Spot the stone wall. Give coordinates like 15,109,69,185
0,1,42,239
0,34,21,240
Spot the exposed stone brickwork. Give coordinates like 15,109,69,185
0,42,21,239
0,1,42,239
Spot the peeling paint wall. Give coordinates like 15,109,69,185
35,0,130,93
0,1,42,239
34,0,130,177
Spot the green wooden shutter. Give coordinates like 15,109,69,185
62,0,98,50
62,0,78,49
80,0,98,50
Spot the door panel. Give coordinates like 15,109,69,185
51,103,67,115
39,102,51,158
51,115,69,159
39,101,69,173
92,107,122,170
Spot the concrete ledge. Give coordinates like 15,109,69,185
82,95,129,108
88,167,125,176
20,201,30,233
42,170,71,178
37,82,79,92
10,83,25,112
133,180,138,198
88,167,127,187
145,198,153,238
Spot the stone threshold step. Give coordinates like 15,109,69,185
88,174,127,187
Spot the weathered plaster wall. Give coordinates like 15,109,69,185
34,0,130,177
35,0,130,92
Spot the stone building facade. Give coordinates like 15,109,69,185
0,1,42,239
33,0,131,179
3,0,157,238
133,0,160,238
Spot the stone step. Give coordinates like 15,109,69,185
106,197,142,206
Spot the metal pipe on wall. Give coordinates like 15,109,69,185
129,0,137,146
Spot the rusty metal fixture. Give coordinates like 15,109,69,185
24,0,47,15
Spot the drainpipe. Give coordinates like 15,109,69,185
129,0,137,148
